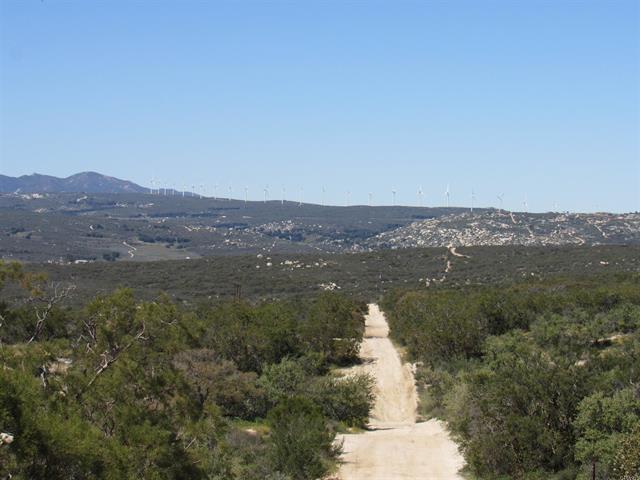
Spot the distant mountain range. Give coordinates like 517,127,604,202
0,172,147,194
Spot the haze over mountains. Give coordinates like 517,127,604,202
0,172,147,194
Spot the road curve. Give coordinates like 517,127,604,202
336,304,465,480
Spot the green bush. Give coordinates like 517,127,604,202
258,358,308,407
267,397,339,480
383,275,640,479
0,268,368,479
173,349,266,419
574,388,640,480
308,373,375,428
391,290,485,363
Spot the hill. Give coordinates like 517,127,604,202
0,191,466,263
367,210,640,248
0,172,147,194
0,190,638,263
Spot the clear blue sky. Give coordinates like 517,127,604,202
1,0,638,212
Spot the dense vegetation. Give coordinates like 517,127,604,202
0,261,373,479
31,244,640,307
3,245,640,479
0,191,465,263
382,274,640,479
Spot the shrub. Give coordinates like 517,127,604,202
258,358,307,407
173,349,266,419
267,397,339,480
309,373,375,428
574,388,640,479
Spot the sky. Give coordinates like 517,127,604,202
1,0,638,212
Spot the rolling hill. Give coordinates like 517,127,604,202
0,188,638,264
366,211,640,248
0,172,147,194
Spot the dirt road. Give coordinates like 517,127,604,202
336,304,464,479
448,246,469,259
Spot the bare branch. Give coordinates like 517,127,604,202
81,321,146,394
27,283,75,344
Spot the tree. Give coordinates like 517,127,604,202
68,289,218,478
0,368,108,480
0,260,74,345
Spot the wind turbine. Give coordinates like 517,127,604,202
182,184,186,197
244,186,248,206
281,187,285,205
200,184,205,199
523,194,528,213
471,188,476,214
213,184,218,200
346,190,351,207
321,186,326,207
497,193,504,213
368,192,373,207
392,188,397,207
299,187,303,207
264,185,269,203
417,186,424,207
445,184,450,208
228,184,233,201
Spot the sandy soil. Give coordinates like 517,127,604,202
336,304,465,480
